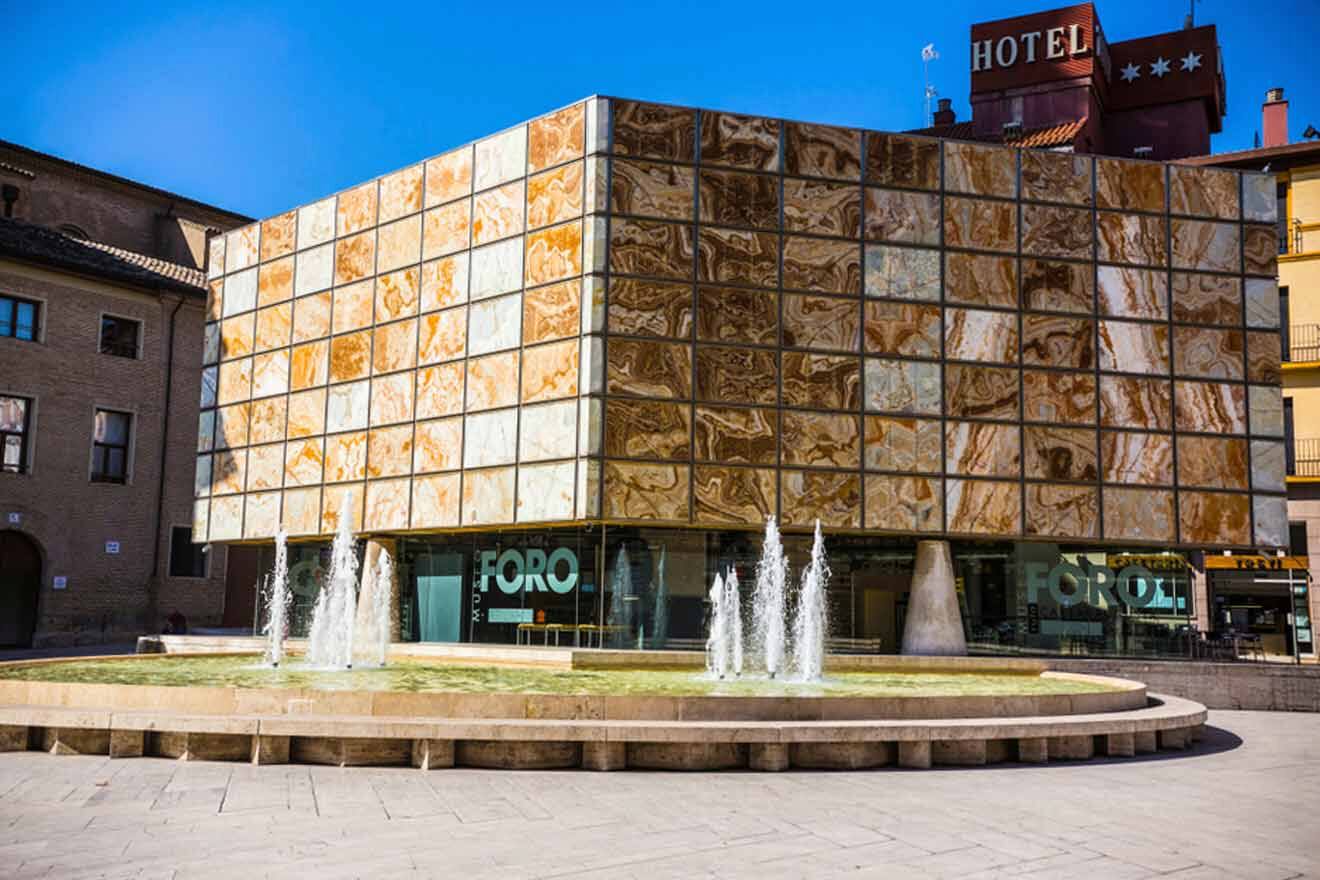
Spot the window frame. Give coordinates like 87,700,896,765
0,294,42,343
167,524,209,579
90,407,133,484
98,312,143,360
0,393,33,475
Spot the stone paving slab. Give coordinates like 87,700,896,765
0,710,1316,879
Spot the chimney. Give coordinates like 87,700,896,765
1263,88,1289,148
933,98,955,126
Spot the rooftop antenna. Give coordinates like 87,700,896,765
1184,0,1197,28
922,43,940,125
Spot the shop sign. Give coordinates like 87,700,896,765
1204,555,1307,571
488,608,534,624
1106,553,1189,572
1024,561,1163,608
478,547,578,595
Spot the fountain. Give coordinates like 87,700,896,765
306,498,360,668
364,547,393,668
791,520,830,682
261,528,290,667
705,566,744,679
751,516,789,678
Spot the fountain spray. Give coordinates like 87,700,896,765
792,519,830,682
306,496,359,669
262,528,290,667
752,516,788,678
369,547,393,668
725,565,743,677
706,573,729,678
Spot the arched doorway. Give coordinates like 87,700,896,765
0,531,41,647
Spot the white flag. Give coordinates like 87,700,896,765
921,43,939,62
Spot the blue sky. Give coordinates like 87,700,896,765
7,1,1319,220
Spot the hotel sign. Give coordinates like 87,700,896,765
970,3,1100,92
971,23,1089,73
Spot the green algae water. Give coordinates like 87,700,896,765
0,655,1115,697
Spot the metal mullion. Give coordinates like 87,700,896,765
937,136,948,539
1239,173,1258,548
1163,164,1182,551
1014,148,1027,541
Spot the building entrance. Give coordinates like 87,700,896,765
0,530,41,647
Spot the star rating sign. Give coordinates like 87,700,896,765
1180,51,1202,72
1150,56,1171,78
1120,62,1141,83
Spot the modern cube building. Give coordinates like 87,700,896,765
194,96,1287,656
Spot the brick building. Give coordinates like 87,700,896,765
0,140,250,646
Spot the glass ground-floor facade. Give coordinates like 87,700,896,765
254,526,1305,660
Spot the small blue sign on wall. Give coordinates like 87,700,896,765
488,608,534,624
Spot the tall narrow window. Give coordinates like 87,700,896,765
1285,397,1297,476
91,409,131,483
1281,286,1291,362
0,295,39,341
1277,181,1290,254
99,316,141,358
0,395,31,474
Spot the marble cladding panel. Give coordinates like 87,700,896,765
219,313,254,361
945,253,1017,308
336,182,377,237
1097,320,1169,375
461,466,516,526
412,417,462,473
1254,494,1287,548
206,280,222,321
321,483,366,534
524,279,580,344
242,444,280,495
462,409,517,469
466,351,519,411
864,133,939,190
326,380,369,435
1173,327,1245,380
1021,204,1093,259
286,389,325,439
254,304,291,354
579,397,603,458
863,188,940,245
375,216,421,275
1175,380,1247,435
205,496,240,541
1096,158,1165,213
257,257,294,307
526,161,583,230
700,110,780,171
945,421,1020,477
1020,151,1092,206
1243,173,1276,223
207,237,225,280
863,301,940,358
1169,165,1240,220
865,475,942,532
364,478,410,531
471,181,525,246
250,398,286,445
473,126,526,192
783,294,860,352
695,346,778,405
369,372,414,426
328,330,370,383
1250,385,1284,437
604,461,690,521
610,159,695,220
611,100,696,162
1096,213,1167,266
378,165,423,224
194,455,212,497
943,141,1017,199
1099,376,1172,430
1179,491,1250,545
864,245,940,301
521,338,579,403
943,197,1017,252
294,245,333,297
1244,226,1278,277
611,219,695,281
217,358,252,406
224,224,259,274
297,198,336,251
782,235,861,295
1026,483,1099,539
781,469,861,529
284,438,324,488
200,366,217,409
1022,314,1093,369
1104,487,1174,542
699,169,780,229
1023,370,1095,425
693,466,777,525
609,277,694,339
784,122,861,180
864,357,940,415
1245,279,1280,329
601,338,690,402
946,479,1020,535
1246,332,1282,384
525,221,582,287
782,179,861,238
331,280,374,335
696,286,774,345
694,405,776,465
604,399,691,461
528,103,584,172
334,231,375,286
1177,436,1248,490
1170,219,1239,273
214,403,249,449
422,200,472,261
197,410,214,453
944,364,1019,420
780,411,860,469
1171,273,1240,326
418,307,466,365
421,254,469,312
864,416,941,473
1252,439,1286,493
1101,430,1173,485
467,294,520,357
424,148,472,209
1024,426,1097,481
251,350,289,399
377,268,420,323
468,236,523,300
244,492,282,539
281,487,321,537
415,362,465,420
517,461,576,523
222,268,257,318
211,449,246,496
411,473,460,529
945,308,1018,364
1022,259,1093,314
784,352,860,410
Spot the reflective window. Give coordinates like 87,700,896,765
0,295,39,341
0,395,31,474
91,409,131,483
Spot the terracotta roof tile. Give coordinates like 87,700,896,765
907,118,1085,149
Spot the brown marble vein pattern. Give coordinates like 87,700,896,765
415,363,464,419
1022,314,1093,369
422,201,471,260
525,221,582,287
378,165,423,224
1099,376,1172,430
864,133,939,190
332,281,373,335
785,352,861,409
944,197,1017,252
1175,380,1247,434
697,286,776,346
1171,219,1239,273
1020,151,1092,206
257,258,294,307
1253,440,1286,492
609,278,694,339
781,470,861,528
1172,273,1241,325
1024,370,1095,425
250,397,286,445
863,188,940,245
1024,426,1098,481
528,103,584,172
864,416,941,472
471,182,524,246
865,245,940,301
865,475,941,532
1179,491,1250,545
946,308,1018,364
697,168,779,229
1026,483,1099,539
780,411,860,469
695,346,778,405
334,231,375,286
945,364,1019,420
863,301,940,358
1247,331,1282,384
700,111,780,171
421,255,467,312
1244,226,1279,277
424,148,472,209
1098,320,1169,375
1169,165,1240,220
526,161,583,231
1096,158,1165,213
524,279,580,344
946,479,1020,535
1097,265,1167,320
697,227,778,288
1096,213,1167,266
1101,430,1173,485
1173,327,1245,380
945,421,1020,477
604,461,690,521
610,160,695,220
785,123,861,180
520,338,579,403
1022,204,1093,259
260,211,296,262
783,294,860,352
418,307,466,365
694,405,777,465
325,432,367,483
864,358,939,415
376,268,419,324
284,437,324,487
1104,487,1174,542
694,466,776,525
1022,259,1092,314
1177,436,1248,489
329,330,371,383
605,398,691,460
782,236,862,295
945,253,1017,308
337,181,378,237
943,141,1017,199
612,101,696,162
610,219,694,280
289,340,328,391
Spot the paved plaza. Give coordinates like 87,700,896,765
0,710,1317,879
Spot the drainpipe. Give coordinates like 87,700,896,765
148,292,185,630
